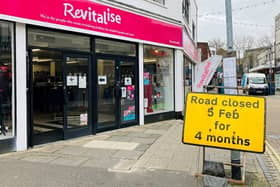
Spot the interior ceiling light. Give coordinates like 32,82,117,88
144,58,157,63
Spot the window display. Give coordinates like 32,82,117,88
184,57,192,97
0,21,14,140
144,45,174,115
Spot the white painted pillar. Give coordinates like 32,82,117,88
138,43,144,125
174,49,184,112
16,23,27,151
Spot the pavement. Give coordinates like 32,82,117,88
0,120,271,186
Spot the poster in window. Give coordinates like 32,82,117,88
144,72,150,85
79,75,87,88
123,106,136,121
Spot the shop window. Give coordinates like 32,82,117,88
144,45,174,115
28,28,90,52
95,38,136,57
184,57,192,97
192,22,196,41
0,21,14,140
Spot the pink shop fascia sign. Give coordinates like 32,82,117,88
183,29,198,62
0,0,183,47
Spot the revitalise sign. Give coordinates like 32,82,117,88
64,3,122,25
0,0,183,47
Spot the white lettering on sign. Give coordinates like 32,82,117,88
64,3,122,25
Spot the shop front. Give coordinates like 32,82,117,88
27,27,139,146
182,29,199,101
0,0,183,151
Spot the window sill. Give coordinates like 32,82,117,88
143,0,167,9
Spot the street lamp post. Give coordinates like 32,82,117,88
225,0,242,180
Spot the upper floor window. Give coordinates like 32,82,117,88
150,0,165,5
182,0,190,23
192,22,196,40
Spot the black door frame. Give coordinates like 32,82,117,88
94,54,139,133
27,47,92,146
63,53,93,139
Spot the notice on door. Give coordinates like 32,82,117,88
124,77,132,86
182,92,266,153
79,75,87,88
67,75,78,86
98,76,107,85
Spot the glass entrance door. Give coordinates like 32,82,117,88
64,54,91,138
119,61,137,125
29,51,91,145
97,58,138,130
97,59,117,129
30,49,64,145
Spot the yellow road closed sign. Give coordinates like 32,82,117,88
182,92,266,153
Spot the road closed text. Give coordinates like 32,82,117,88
183,93,265,153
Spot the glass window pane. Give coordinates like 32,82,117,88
28,28,90,52
65,56,89,129
184,57,192,98
95,38,136,56
144,45,174,115
0,21,14,139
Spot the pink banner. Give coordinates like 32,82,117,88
0,0,182,47
183,29,199,61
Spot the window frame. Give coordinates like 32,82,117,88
150,0,165,5
182,0,190,24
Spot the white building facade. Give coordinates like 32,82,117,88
0,0,198,152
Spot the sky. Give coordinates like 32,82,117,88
196,0,280,44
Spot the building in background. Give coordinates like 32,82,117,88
250,47,275,73
197,42,211,61
0,0,198,152
242,47,267,73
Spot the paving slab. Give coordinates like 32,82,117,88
50,156,89,167
112,150,144,160
135,144,150,152
144,129,168,135
106,136,133,142
55,146,88,156
83,140,139,150
81,148,117,159
130,137,157,145
144,158,170,169
82,158,119,169
32,145,66,153
111,159,137,171
125,132,157,138
21,154,58,163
